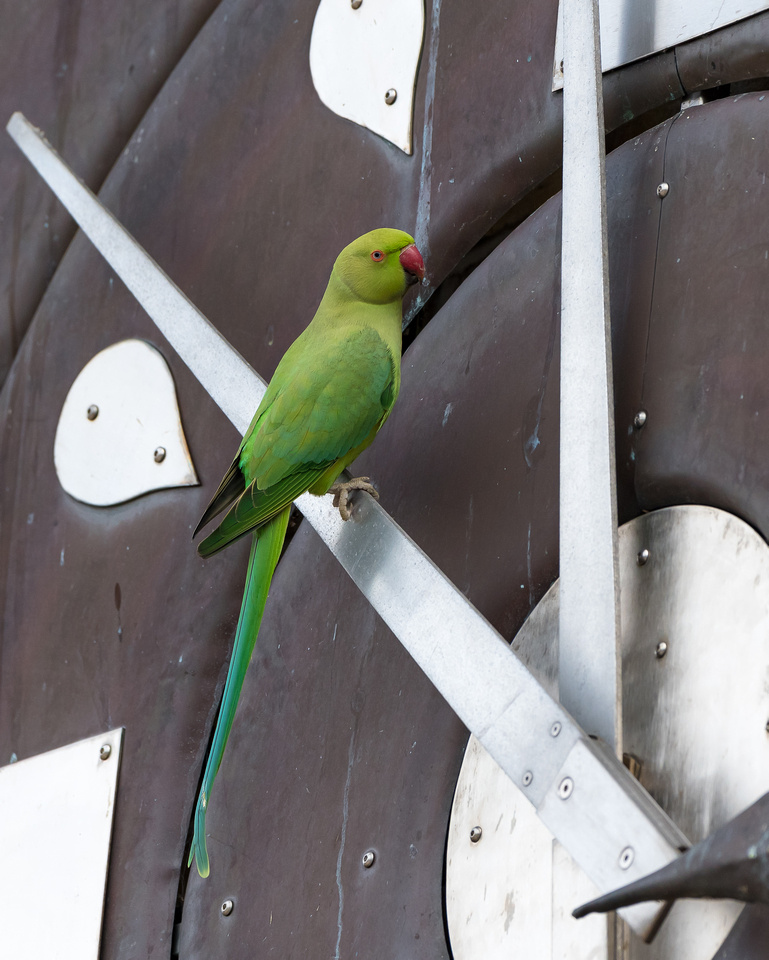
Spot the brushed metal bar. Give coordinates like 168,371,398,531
7,111,683,937
559,0,621,751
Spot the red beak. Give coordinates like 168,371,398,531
399,243,425,284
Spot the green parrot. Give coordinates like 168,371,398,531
189,227,425,877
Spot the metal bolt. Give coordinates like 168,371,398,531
221,899,234,917
558,777,574,800
153,446,166,463
87,404,99,421
656,182,669,198
351,0,362,7
619,846,635,869
470,826,483,843
384,88,397,105
522,771,533,787
550,721,562,737
99,743,112,761
362,850,376,868
633,410,647,429
637,548,650,566
655,641,668,659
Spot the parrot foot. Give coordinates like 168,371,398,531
329,477,379,521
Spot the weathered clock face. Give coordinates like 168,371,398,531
3,2,769,959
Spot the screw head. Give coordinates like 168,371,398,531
351,0,362,7
558,777,574,800
99,743,112,761
634,410,648,429
384,88,397,105
362,850,376,868
656,182,669,198
522,771,533,787
655,640,668,659
153,446,167,463
87,404,99,421
221,899,234,916
550,721,562,737
637,548,650,566
619,846,635,869
470,826,483,843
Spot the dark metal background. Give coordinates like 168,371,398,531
2,2,769,958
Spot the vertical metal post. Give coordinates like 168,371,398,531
559,0,621,752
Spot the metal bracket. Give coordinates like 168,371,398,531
6,111,688,939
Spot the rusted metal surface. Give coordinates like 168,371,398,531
3,3,769,958
635,93,769,545
176,126,670,957
675,10,769,93
712,905,769,960
0,0,219,387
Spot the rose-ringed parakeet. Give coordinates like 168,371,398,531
189,228,425,877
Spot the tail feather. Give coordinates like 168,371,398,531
188,505,291,878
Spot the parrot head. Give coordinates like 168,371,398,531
334,228,425,305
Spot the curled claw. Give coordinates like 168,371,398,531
329,476,379,520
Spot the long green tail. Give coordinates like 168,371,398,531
189,505,291,878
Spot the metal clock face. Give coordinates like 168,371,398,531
4,2,769,958
447,506,769,959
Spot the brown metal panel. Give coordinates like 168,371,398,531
176,125,668,958
675,11,769,94
3,3,766,957
0,0,220,386
713,905,769,959
635,93,769,544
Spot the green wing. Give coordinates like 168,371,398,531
196,325,396,556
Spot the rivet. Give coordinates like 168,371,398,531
558,777,574,800
351,0,362,7
619,846,635,869
470,826,483,843
87,404,99,421
656,182,669,198
550,721,562,737
384,88,397,105
99,743,112,761
655,641,668,659
221,899,234,917
634,410,647,429
362,850,376,868
637,548,650,566
154,446,167,463
522,771,533,787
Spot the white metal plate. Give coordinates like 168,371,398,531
309,0,424,155
553,0,769,90
54,338,198,505
0,729,123,960
447,505,769,958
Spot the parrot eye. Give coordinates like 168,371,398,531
370,250,386,262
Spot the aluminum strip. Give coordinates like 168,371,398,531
6,111,684,938
559,0,621,749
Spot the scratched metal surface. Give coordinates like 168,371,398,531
175,125,669,957
2,4,769,959
0,0,220,387
635,93,769,543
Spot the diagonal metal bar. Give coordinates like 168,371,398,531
7,111,685,939
559,0,621,751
